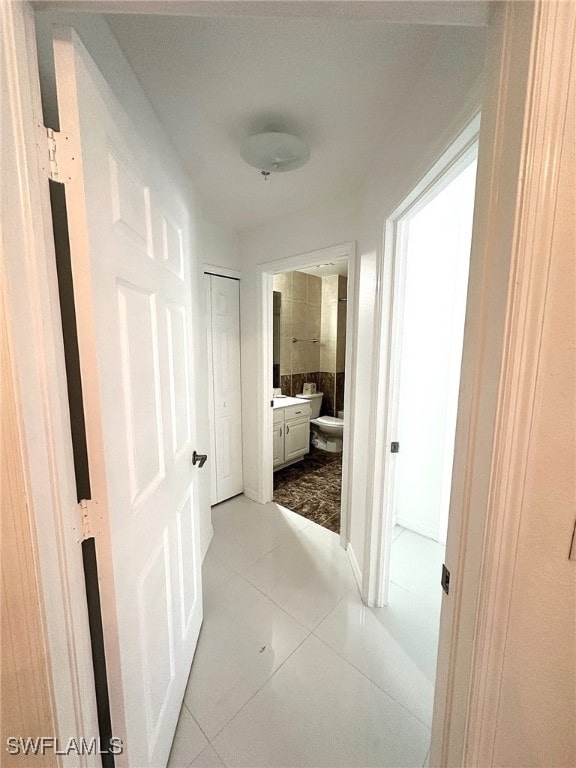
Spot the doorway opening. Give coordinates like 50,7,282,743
370,125,479,731
271,262,349,534
392,153,478,545
257,242,356,549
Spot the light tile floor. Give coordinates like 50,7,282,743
168,495,445,768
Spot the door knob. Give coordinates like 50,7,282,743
192,451,208,468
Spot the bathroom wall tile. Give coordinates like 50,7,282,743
280,375,291,396
319,371,336,416
292,271,308,302
335,372,346,414
336,344,346,374
336,316,347,373
336,297,347,372
307,344,320,374
291,301,308,340
280,336,292,376
291,373,306,397
321,300,338,343
273,272,292,300
320,340,336,372
307,274,322,304
305,371,320,389
292,340,307,374
322,275,338,304
279,297,292,340
307,303,321,340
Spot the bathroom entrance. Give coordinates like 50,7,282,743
272,263,348,533
257,242,356,545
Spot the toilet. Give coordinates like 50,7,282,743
296,392,345,453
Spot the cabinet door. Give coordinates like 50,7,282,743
284,418,310,461
273,424,285,467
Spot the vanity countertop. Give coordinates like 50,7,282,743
272,396,305,409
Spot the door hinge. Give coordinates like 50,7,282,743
391,441,400,453
76,499,97,542
42,127,75,183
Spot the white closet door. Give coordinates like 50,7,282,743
53,29,203,767
206,275,243,502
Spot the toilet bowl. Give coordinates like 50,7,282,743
296,393,345,453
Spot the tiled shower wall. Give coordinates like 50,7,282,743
319,275,347,416
273,271,322,397
273,270,348,415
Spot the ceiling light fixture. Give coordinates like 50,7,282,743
240,125,310,180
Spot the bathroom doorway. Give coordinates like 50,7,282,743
257,242,356,548
271,263,348,533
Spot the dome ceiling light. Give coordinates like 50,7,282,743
240,125,310,180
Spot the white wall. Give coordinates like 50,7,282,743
33,11,239,556
201,216,240,273
239,188,361,500
394,159,476,543
239,25,487,575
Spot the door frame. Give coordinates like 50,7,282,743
1,3,99,764
367,114,480,609
255,241,357,552
7,1,572,767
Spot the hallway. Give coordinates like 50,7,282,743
168,495,444,767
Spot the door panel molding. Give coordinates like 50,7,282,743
52,25,203,766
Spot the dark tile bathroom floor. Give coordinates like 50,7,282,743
273,448,342,534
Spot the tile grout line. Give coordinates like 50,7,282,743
190,569,312,751
234,569,311,633
310,634,434,732
207,629,313,746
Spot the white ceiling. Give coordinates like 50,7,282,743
298,262,348,279
106,13,485,232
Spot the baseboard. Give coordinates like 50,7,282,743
243,487,260,503
396,517,440,543
201,525,214,562
347,542,362,592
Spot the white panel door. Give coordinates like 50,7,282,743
53,29,203,767
207,275,243,502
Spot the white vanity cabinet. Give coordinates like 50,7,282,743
273,399,311,469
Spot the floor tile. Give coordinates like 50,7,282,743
242,522,356,629
273,447,342,534
201,546,235,600
389,529,445,598
209,496,310,573
184,572,308,740
189,745,225,768
315,582,440,725
167,706,208,768
212,635,430,768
